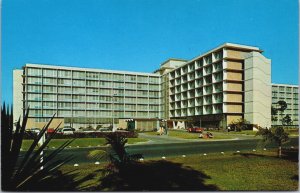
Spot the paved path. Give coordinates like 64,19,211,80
135,132,241,145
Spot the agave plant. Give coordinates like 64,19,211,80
1,104,74,191
104,132,143,173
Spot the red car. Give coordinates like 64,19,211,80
47,128,55,134
187,127,204,133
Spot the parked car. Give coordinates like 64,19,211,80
81,128,96,133
47,128,55,134
98,127,112,132
26,128,41,134
58,127,75,135
187,126,204,133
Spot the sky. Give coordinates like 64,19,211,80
2,0,299,105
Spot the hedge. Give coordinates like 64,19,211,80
23,131,138,140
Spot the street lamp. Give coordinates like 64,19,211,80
161,119,168,135
111,93,117,132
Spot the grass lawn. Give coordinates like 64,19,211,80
143,130,236,140
58,148,298,191
21,137,148,150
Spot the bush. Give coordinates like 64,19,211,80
43,131,138,139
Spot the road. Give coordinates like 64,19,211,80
44,137,298,164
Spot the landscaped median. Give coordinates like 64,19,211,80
58,148,298,191
21,137,149,150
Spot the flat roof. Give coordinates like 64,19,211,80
166,42,264,74
271,83,299,87
24,63,160,77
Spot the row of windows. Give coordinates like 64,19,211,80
26,68,160,83
26,90,159,100
26,85,160,94
28,110,159,117
27,77,160,87
272,86,298,93
272,92,298,98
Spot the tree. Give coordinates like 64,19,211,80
256,127,289,157
271,106,278,122
282,114,293,125
277,100,287,112
230,118,250,131
1,104,74,191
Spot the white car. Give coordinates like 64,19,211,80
60,128,74,135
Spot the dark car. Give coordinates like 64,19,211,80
187,126,204,133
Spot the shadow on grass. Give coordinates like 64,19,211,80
234,148,298,162
281,148,299,162
20,169,97,191
233,153,268,159
93,160,219,191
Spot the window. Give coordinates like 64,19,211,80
87,88,99,95
58,94,72,101
73,87,86,94
43,69,57,77
43,86,56,93
58,102,71,108
125,97,135,103
73,95,86,101
149,77,159,84
87,95,99,102
43,78,57,85
86,72,99,79
58,78,71,85
137,76,148,83
100,73,112,80
27,68,42,76
58,87,72,93
149,91,159,97
137,83,148,90
27,85,42,92
113,74,124,81
279,86,285,92
73,80,85,87
43,94,56,101
28,93,42,101
58,70,71,78
73,71,85,79
28,101,41,108
125,83,136,89
87,80,98,87
28,77,42,84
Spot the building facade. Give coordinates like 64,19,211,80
14,64,161,129
271,84,299,126
159,43,272,128
14,43,295,130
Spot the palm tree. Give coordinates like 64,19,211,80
256,127,289,157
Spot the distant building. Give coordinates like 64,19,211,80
271,84,299,126
13,43,297,130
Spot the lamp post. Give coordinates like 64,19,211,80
38,130,45,170
111,93,117,132
161,119,168,135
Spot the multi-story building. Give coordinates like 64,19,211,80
14,64,161,130
156,43,272,128
271,84,299,126
14,43,288,130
